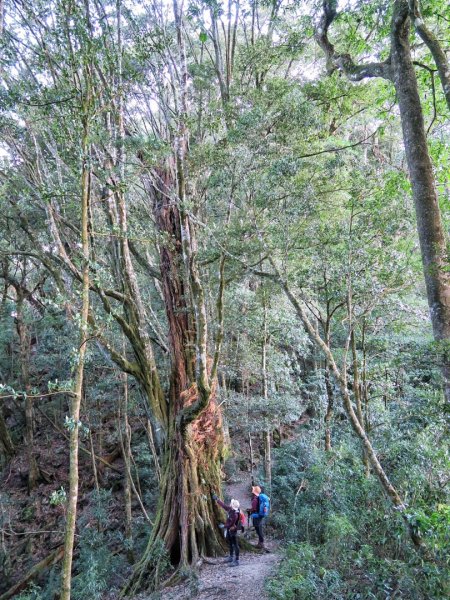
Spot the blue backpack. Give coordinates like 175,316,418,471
258,493,270,517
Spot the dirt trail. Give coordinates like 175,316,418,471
157,473,281,600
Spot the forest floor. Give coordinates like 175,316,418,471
140,474,281,600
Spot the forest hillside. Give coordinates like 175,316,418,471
0,1,448,599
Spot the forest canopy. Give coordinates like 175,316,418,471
0,1,448,599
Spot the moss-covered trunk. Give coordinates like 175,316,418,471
124,392,226,595
122,167,226,595
125,3,228,588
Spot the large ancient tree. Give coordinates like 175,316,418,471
1,0,228,593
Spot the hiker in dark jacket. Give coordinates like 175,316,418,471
212,493,240,566
250,485,265,548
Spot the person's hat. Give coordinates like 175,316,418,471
230,499,240,510
252,486,261,495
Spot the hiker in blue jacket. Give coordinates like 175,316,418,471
250,485,270,549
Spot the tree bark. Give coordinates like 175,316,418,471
315,0,450,404
391,0,450,404
124,1,227,590
60,103,91,600
15,292,39,492
122,172,226,594
409,0,450,112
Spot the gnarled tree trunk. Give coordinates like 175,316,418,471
122,169,226,596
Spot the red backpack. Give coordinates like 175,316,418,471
237,509,246,532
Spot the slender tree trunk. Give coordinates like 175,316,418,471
88,429,99,495
219,372,231,450
16,293,39,492
0,408,14,458
351,330,370,473
118,383,152,527
324,366,333,452
269,257,424,548
262,296,271,492
60,107,91,600
391,0,450,404
145,418,161,482
361,320,371,476
121,370,134,563
249,432,254,479
324,322,333,452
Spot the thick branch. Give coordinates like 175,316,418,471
409,0,450,111
87,313,141,377
2,272,46,315
315,0,392,81
0,547,64,600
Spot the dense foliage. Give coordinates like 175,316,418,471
0,0,448,598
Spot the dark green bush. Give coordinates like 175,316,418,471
267,418,449,600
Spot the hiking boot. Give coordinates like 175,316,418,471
229,560,239,567
223,556,233,563
255,542,265,549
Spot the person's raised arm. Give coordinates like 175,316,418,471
212,492,231,511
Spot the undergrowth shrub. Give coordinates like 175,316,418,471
267,416,449,600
